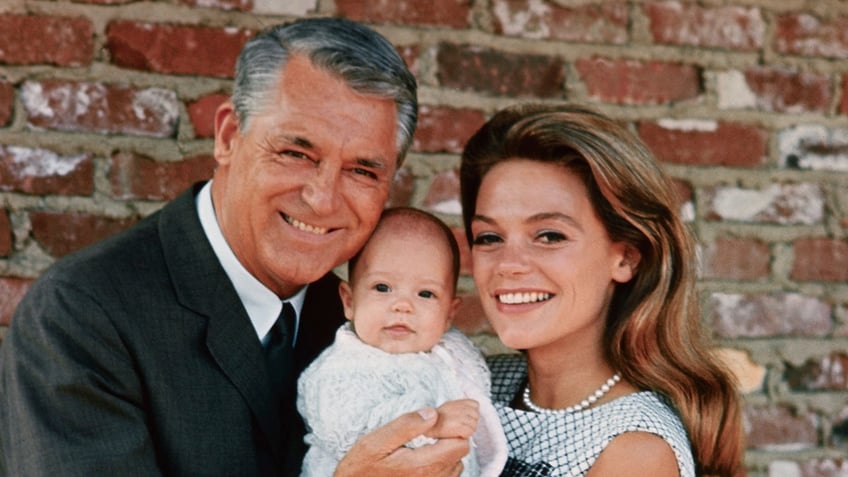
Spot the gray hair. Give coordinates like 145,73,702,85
232,17,418,164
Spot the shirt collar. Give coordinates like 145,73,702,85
196,181,306,343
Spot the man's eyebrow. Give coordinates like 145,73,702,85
356,157,387,169
282,135,315,150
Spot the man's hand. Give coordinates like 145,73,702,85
333,407,469,477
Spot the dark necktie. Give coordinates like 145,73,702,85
265,302,295,403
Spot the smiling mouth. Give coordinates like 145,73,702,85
497,292,552,304
284,214,329,235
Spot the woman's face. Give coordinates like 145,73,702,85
470,159,636,353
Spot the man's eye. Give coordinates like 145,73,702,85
472,232,501,246
418,290,435,299
352,167,378,180
375,283,390,292
282,150,310,160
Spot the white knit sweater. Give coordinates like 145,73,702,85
296,323,507,477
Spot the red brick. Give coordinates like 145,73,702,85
454,292,494,336
745,405,819,450
412,106,486,153
0,209,11,257
397,45,420,77
791,238,848,282
437,44,564,98
702,237,770,280
423,169,460,214
743,67,831,113
705,183,823,225
576,57,700,105
179,0,250,11
0,145,93,196
187,93,229,139
834,406,848,447
0,14,93,66
386,167,414,208
797,459,848,477
841,74,848,115
0,81,13,127
775,13,848,59
491,1,627,44
107,21,253,78
0,277,33,326
638,120,766,167
73,0,136,3
336,0,470,28
785,353,848,391
21,80,179,138
110,153,216,201
30,211,138,258
450,226,471,276
709,292,832,338
645,2,764,51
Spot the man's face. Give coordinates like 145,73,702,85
212,54,399,297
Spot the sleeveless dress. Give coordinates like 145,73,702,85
488,354,695,477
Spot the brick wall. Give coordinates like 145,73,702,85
1,1,847,475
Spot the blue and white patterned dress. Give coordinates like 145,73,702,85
488,354,695,477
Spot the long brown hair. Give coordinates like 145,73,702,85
460,103,744,476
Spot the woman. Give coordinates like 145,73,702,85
460,103,744,476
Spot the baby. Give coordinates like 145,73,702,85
296,207,506,477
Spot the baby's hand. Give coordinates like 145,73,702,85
426,399,479,440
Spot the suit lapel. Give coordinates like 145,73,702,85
157,183,284,458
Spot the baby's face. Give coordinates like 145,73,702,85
340,229,458,354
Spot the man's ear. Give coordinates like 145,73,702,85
338,281,355,321
213,101,240,166
612,243,641,284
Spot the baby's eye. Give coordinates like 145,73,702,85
418,290,435,299
375,283,390,292
537,231,566,244
472,232,502,246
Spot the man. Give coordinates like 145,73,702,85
0,18,468,476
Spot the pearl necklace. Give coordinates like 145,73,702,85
522,373,621,415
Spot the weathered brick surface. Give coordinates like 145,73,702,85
0,209,11,257
110,153,216,201
639,119,767,166
187,93,228,139
670,178,694,221
412,106,486,153
834,406,848,447
491,1,627,43
778,125,848,172
791,238,848,282
336,0,470,28
704,183,824,225
29,212,138,258
701,236,770,280
423,169,460,215
775,13,848,59
785,353,848,391
0,81,13,127
709,292,832,338
21,80,179,138
576,58,700,105
0,278,32,326
107,21,252,77
0,146,93,196
437,44,564,98
739,67,831,114
645,2,764,51
842,74,848,115
714,348,766,394
769,459,848,477
745,405,820,450
178,0,317,15
0,14,93,66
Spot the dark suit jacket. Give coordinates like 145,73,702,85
0,183,346,476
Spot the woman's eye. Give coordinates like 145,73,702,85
418,290,435,299
472,232,501,246
537,231,566,243
375,283,390,292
